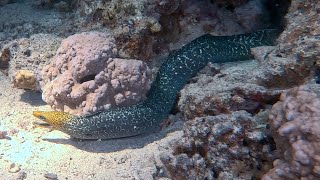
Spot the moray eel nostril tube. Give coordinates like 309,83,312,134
33,29,280,139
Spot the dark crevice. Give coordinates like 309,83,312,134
315,67,320,84
79,74,97,83
263,0,291,30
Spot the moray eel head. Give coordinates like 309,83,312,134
33,111,75,129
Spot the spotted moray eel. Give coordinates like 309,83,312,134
33,29,280,139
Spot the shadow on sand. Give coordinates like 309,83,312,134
42,121,183,153
20,90,47,106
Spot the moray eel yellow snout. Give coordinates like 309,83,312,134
33,111,75,130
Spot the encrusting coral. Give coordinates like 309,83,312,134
14,70,37,90
160,110,276,179
262,85,320,180
40,31,152,115
76,0,277,60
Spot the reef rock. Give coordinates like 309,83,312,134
76,0,277,60
0,0,9,6
262,85,320,180
277,0,320,82
160,111,276,179
178,59,283,120
40,31,152,115
178,0,319,142
77,0,165,60
2,33,62,90
13,70,37,90
166,0,320,179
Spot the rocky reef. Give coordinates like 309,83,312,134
75,0,280,60
263,85,320,180
1,0,319,179
159,0,320,179
160,110,276,179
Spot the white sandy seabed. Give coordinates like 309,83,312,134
0,72,183,179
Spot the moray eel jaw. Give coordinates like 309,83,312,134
33,111,75,130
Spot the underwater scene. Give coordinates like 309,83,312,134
0,0,319,179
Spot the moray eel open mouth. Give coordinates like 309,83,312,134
33,29,280,140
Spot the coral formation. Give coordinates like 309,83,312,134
160,111,276,179
13,70,37,90
263,85,320,180
77,0,164,59
40,31,152,115
178,59,283,120
251,45,313,89
76,0,277,60
2,33,62,90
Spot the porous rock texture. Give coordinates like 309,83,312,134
40,31,152,115
77,0,166,60
160,110,276,179
178,60,284,120
1,33,62,90
77,0,277,60
13,70,37,90
262,85,320,180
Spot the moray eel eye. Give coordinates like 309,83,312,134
39,115,46,121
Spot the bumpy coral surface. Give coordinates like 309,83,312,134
13,70,37,90
263,85,320,180
76,0,276,60
161,111,276,179
178,60,283,120
40,31,152,115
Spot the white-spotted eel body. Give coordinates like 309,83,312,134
33,30,280,139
